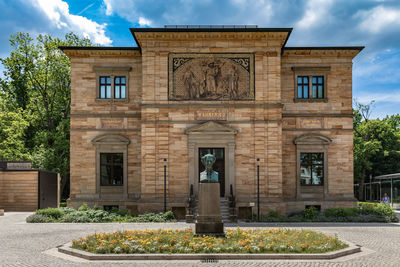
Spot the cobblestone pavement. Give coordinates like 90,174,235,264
1,212,399,267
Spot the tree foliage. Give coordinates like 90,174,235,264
0,32,93,198
0,91,30,160
353,102,400,200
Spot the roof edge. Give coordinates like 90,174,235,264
284,46,365,51
130,27,293,33
58,46,139,51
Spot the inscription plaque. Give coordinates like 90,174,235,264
195,110,227,121
299,118,322,128
101,119,123,129
168,53,254,100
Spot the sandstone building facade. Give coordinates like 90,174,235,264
61,26,363,216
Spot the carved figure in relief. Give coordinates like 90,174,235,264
199,154,219,183
202,60,224,97
227,65,239,99
172,55,253,100
183,66,198,99
205,62,218,95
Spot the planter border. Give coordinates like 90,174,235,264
58,241,361,261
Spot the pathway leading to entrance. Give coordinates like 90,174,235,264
0,212,399,266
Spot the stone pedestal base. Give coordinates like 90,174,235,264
195,183,224,236
195,222,225,236
185,214,195,223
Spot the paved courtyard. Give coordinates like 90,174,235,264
1,212,400,266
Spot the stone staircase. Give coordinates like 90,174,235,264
220,198,231,222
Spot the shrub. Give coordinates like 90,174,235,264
86,209,116,222
357,202,397,220
109,207,129,216
357,202,377,215
59,207,76,214
78,203,90,211
61,212,92,223
266,210,280,218
323,207,358,218
36,208,63,219
27,205,176,223
26,214,52,223
301,206,319,219
163,210,175,220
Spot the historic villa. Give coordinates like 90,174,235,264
60,26,363,218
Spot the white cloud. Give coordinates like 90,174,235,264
103,0,114,16
102,0,155,27
138,16,152,27
355,91,400,104
296,0,334,29
356,5,400,33
29,0,112,45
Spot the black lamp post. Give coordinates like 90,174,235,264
163,158,167,213
257,158,260,221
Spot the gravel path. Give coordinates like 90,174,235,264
1,212,399,266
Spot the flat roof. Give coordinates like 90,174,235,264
375,173,400,180
130,27,293,33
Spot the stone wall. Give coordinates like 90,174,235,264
69,51,142,204
280,49,356,210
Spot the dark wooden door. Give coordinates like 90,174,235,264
198,148,225,197
38,171,58,209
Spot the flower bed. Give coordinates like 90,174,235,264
71,228,347,254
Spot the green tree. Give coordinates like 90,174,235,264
0,91,30,160
0,32,93,198
353,102,400,200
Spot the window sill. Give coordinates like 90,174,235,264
300,184,324,187
95,98,129,103
294,98,328,103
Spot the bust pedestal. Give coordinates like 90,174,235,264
195,183,224,236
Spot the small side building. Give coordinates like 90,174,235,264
0,161,60,211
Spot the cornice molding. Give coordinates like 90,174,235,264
283,49,361,58
134,31,290,48
61,49,141,57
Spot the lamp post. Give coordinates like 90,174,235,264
257,158,260,221
164,158,167,213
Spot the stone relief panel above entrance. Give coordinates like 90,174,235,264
168,53,254,100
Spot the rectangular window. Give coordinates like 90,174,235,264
100,153,123,186
99,76,111,99
114,76,126,99
312,76,324,98
297,76,309,99
300,153,324,185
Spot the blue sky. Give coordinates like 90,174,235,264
0,0,399,118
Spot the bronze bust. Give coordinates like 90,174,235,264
200,154,219,183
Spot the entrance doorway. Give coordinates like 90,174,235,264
199,148,225,197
